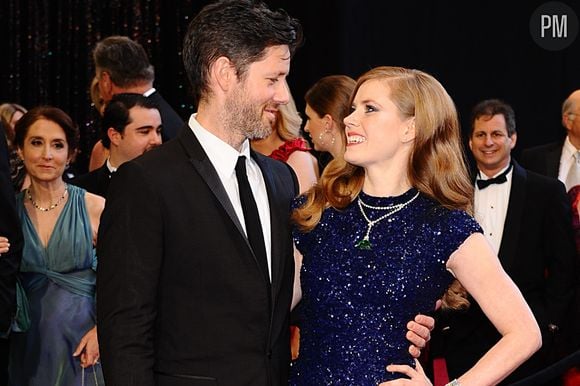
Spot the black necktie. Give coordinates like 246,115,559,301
476,164,513,190
235,156,270,282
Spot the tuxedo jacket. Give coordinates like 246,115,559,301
436,161,576,380
519,140,564,178
148,91,184,141
520,139,580,358
97,126,298,386
70,162,112,199
0,126,22,332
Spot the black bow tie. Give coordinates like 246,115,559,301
476,164,513,190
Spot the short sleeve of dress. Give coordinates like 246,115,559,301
426,208,483,265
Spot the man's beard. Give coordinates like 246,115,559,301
223,87,273,141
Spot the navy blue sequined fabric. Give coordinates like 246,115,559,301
290,188,481,385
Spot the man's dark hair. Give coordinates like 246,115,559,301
182,0,303,106
101,93,160,149
93,36,155,88
470,99,516,136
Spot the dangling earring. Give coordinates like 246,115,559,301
318,128,336,147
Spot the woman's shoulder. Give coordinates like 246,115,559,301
420,197,480,232
81,188,105,220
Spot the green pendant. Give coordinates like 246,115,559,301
355,238,372,250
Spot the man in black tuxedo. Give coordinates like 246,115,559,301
435,99,577,385
96,2,307,385
96,2,434,386
520,88,580,373
72,93,162,198
0,123,23,384
93,35,183,141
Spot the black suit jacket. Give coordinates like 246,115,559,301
0,126,22,332
436,161,576,382
148,91,184,141
520,139,580,360
519,140,564,178
70,162,112,199
97,126,298,386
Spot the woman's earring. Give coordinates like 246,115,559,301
318,129,336,147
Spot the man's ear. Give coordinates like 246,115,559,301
212,56,237,93
509,132,517,150
99,71,114,101
108,127,121,146
563,113,574,131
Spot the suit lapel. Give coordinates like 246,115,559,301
498,161,526,271
178,128,272,288
178,127,247,242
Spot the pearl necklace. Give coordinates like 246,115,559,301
26,184,68,212
355,190,420,250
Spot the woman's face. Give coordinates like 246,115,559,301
304,103,331,152
343,79,412,169
19,118,70,183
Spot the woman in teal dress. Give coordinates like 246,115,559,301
9,106,105,385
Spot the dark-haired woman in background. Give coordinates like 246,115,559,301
303,75,356,171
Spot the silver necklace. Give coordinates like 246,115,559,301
27,184,68,212
355,190,420,250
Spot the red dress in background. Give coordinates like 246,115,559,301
268,138,311,163
568,186,580,254
564,186,580,386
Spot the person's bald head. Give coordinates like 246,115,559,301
562,90,580,145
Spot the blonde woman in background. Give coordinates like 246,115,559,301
251,88,319,194
0,102,28,191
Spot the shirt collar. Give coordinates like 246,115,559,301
188,114,251,181
106,158,117,173
143,87,156,97
478,161,512,180
563,136,577,159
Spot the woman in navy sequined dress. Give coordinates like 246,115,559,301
290,67,541,386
